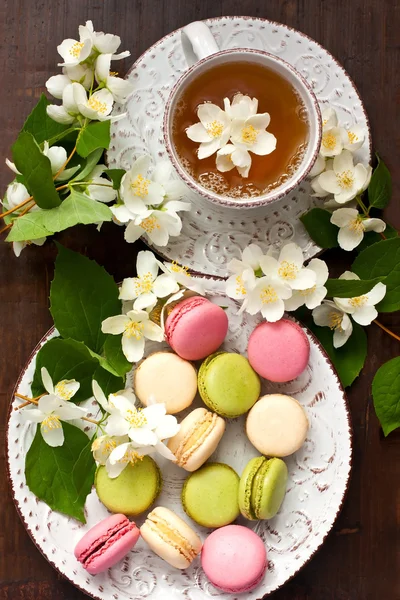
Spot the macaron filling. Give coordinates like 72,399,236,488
241,456,265,520
78,521,135,568
174,411,218,466
144,511,198,562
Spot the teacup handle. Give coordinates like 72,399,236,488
181,21,220,67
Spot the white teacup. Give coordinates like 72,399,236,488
163,21,322,210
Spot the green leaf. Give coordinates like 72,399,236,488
104,169,126,190
352,237,400,312
6,211,52,242
325,277,385,298
372,356,400,436
357,223,398,252
103,334,132,377
368,154,392,209
300,208,339,249
308,322,368,388
76,121,110,158
22,93,71,145
31,338,99,403
25,423,95,522
93,365,124,397
71,148,104,183
41,189,113,233
50,245,121,353
86,347,121,378
12,131,61,209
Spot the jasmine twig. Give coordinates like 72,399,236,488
0,223,12,235
374,319,400,342
0,196,33,218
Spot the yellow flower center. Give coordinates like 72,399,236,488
134,272,154,294
349,295,368,308
278,260,299,280
70,41,84,58
120,448,145,465
42,414,62,433
260,285,278,304
349,217,365,233
110,70,119,76
54,380,74,401
322,132,337,150
124,321,144,340
206,120,224,138
131,174,150,198
347,131,359,144
328,312,343,331
87,96,108,114
140,216,160,233
241,125,258,144
235,274,247,296
301,284,317,296
336,170,354,189
104,439,117,453
170,261,190,276
126,407,147,428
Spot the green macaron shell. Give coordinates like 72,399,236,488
95,455,162,516
198,352,261,418
182,462,240,528
238,456,265,520
239,456,288,520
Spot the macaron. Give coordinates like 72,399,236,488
246,394,309,457
248,319,310,382
164,296,228,361
168,408,226,471
239,456,288,520
95,455,162,516
182,462,240,528
198,352,261,418
140,506,202,569
134,352,197,414
74,514,140,575
201,525,267,593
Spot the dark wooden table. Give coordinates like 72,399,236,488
1,1,399,598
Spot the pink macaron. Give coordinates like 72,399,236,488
165,296,228,361
201,525,267,593
74,514,140,575
248,319,310,382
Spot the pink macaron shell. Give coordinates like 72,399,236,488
201,525,267,593
248,319,310,382
165,296,228,361
75,514,140,575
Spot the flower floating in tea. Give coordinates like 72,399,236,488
186,93,277,178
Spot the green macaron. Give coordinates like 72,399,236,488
198,352,261,418
182,462,240,528
95,455,162,516
239,456,288,520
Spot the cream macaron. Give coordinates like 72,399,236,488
168,408,226,472
246,394,309,457
134,351,198,414
140,506,202,569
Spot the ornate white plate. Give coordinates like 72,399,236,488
107,16,371,277
7,287,352,599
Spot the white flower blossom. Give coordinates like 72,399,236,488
118,156,166,214
72,82,115,121
186,102,231,159
57,36,92,67
312,300,353,348
46,83,80,124
124,207,185,247
79,20,130,60
92,434,129,468
223,93,258,119
318,150,372,204
95,53,134,103
46,64,93,99
330,207,386,251
308,154,326,178
245,275,292,322
260,243,317,290
334,272,386,326
84,165,118,203
285,258,329,311
341,124,365,152
157,260,205,296
225,245,263,301
119,250,178,310
101,309,164,362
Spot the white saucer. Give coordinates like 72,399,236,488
108,16,371,277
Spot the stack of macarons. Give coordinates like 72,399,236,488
86,295,312,594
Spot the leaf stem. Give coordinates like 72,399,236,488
14,393,100,424
374,319,400,342
53,145,76,180
0,223,12,235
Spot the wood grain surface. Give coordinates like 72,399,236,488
0,1,399,599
